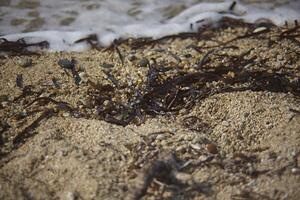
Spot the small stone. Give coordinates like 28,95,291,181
226,71,235,78
253,26,268,33
156,134,167,140
173,172,192,185
1,101,8,107
221,121,229,127
74,75,82,85
58,59,75,69
17,58,32,68
246,163,255,175
243,112,250,117
18,110,27,119
78,72,88,83
139,58,150,67
149,59,156,65
66,191,75,200
265,121,273,129
233,152,247,162
291,168,300,174
206,143,218,154
244,63,253,69
101,63,114,69
16,74,23,88
199,155,209,162
62,112,70,117
128,54,137,61
190,143,201,150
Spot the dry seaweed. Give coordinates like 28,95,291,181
126,152,210,200
229,1,237,11
85,50,299,126
115,45,124,66
11,95,75,147
13,109,55,146
0,121,10,146
289,108,300,115
13,85,42,102
74,34,100,50
101,70,120,88
25,96,72,110
0,38,49,56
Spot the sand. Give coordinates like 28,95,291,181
0,20,300,199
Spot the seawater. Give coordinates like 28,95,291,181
1,0,299,51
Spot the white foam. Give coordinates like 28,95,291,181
1,0,299,51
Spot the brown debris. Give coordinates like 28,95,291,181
0,38,48,56
126,152,210,200
206,143,218,154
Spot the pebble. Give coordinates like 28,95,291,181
199,155,209,162
56,149,68,157
74,75,82,85
156,134,167,140
17,58,32,68
139,58,150,67
66,191,75,200
244,63,253,69
183,135,192,141
1,101,8,107
253,26,268,33
291,168,300,174
78,72,88,83
127,54,137,61
101,63,114,69
243,112,250,117
58,59,75,69
206,143,218,154
18,110,27,118
190,143,201,150
221,121,229,127
16,74,23,88
62,112,70,117
173,172,192,185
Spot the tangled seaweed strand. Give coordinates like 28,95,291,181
88,57,299,126
0,38,49,56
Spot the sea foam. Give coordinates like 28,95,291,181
1,0,300,51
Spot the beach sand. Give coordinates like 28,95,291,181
0,20,300,199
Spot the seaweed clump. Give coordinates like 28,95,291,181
1,19,299,156
87,23,300,126
0,38,48,56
